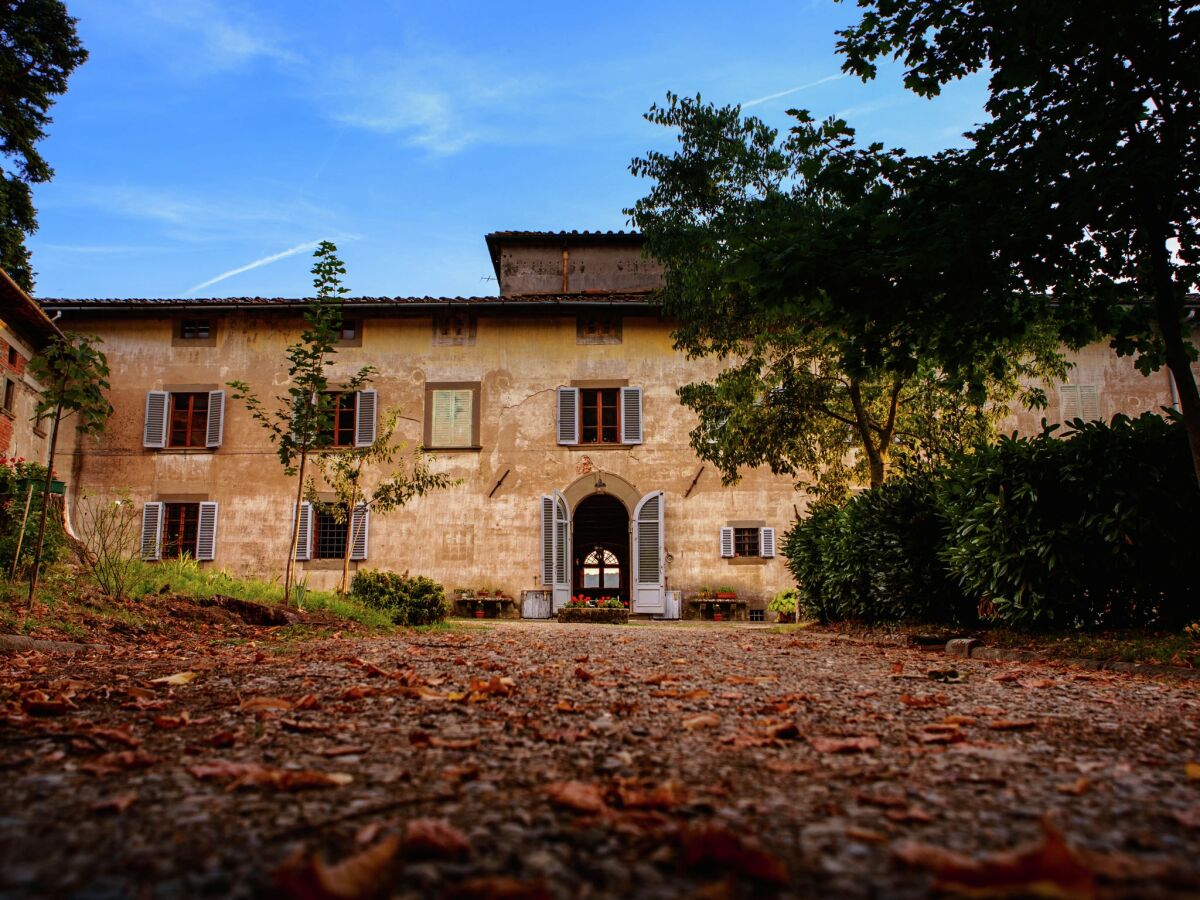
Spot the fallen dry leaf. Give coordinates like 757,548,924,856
1057,778,1091,796
442,876,552,900
1186,762,1200,781
810,735,879,754
239,696,294,713
151,671,199,686
989,719,1038,731
276,833,402,900
401,818,470,859
681,823,789,885
89,791,138,814
543,780,607,814
79,750,156,776
895,817,1096,900
682,713,721,731
188,759,352,792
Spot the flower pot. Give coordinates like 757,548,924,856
474,610,485,619
716,593,737,600
713,613,724,622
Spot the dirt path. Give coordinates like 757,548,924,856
2,622,1198,898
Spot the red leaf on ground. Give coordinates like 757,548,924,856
341,685,380,701
89,791,138,814
574,667,593,682
682,713,721,731
276,833,402,900
810,736,879,754
85,725,141,747
895,817,1097,899
989,719,1038,731
900,693,947,709
615,779,687,810
20,690,76,716
239,696,293,712
79,750,156,775
402,818,470,859
680,824,790,885
188,759,352,792
443,876,552,899
320,744,369,757
543,780,607,814
153,711,191,730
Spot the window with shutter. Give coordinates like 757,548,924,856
140,503,163,560
349,504,369,561
196,502,218,561
720,527,734,558
760,527,776,558
621,386,643,444
206,391,225,448
293,502,313,561
1060,384,1101,423
556,387,579,445
144,392,169,448
354,389,377,447
424,382,480,449
162,503,200,559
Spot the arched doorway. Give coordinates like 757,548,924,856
571,493,629,601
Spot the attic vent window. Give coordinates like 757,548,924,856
576,312,622,345
180,319,212,340
432,311,476,346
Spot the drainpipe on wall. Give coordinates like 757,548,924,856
562,248,569,293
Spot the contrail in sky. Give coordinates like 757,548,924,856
742,73,848,109
184,240,320,295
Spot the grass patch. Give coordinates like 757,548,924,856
981,628,1200,668
768,622,816,635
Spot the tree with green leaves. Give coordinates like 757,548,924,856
836,0,1200,485
628,94,1064,495
26,330,112,605
311,407,455,595
0,0,88,291
229,242,373,604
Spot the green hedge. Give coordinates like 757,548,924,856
351,570,449,626
784,413,1200,631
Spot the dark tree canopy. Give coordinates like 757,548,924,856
837,0,1200,482
629,95,1063,493
0,0,87,291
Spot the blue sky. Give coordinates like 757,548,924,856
29,0,987,299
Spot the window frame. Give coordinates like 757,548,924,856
576,312,623,345
578,387,622,446
423,381,481,451
167,391,211,449
161,502,201,559
732,527,760,559
323,391,358,449
2,379,14,414
312,502,349,560
173,318,217,347
431,311,477,346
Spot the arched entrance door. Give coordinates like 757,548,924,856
571,493,629,602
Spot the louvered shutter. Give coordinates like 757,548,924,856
556,387,579,445
354,390,377,447
760,527,776,558
141,502,163,560
349,504,369,561
720,527,734,558
621,386,643,444
205,391,225,448
143,391,169,448
633,491,665,614
1079,385,1100,421
293,502,313,561
540,496,555,586
430,389,473,447
196,502,218,561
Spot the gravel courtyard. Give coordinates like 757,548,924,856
2,621,1198,898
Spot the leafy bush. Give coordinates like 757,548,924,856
351,570,449,626
941,414,1199,629
784,413,1200,631
72,490,141,599
0,458,66,575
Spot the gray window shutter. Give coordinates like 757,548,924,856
1079,385,1100,421
144,391,169,448
141,502,163,560
621,386,643,444
556,387,579,445
760,527,776,558
206,391,225,448
349,504,369,561
293,502,313,561
541,495,554,585
196,502,218,561
355,389,377,447
720,527,734,558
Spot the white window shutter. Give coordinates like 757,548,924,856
621,386,643,444
540,495,554,585
143,391,169,448
349,504,369,561
196,502,218,561
293,502,312,561
760,527,776,558
720,527,734,558
355,389,377,447
206,391,225,448
556,387,579,445
1079,385,1100,421
141,502,163,560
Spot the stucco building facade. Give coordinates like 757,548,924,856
40,231,1194,616
0,270,62,464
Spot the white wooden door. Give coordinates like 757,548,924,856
632,491,665,614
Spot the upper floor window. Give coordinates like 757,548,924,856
168,392,210,448
180,319,212,340
2,379,14,414
6,346,16,367
322,392,358,448
432,311,476,346
719,526,776,560
337,320,362,346
733,527,759,558
556,386,642,446
576,312,622,345
424,382,480,450
144,390,225,449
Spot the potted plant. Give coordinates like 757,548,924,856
473,599,486,619
716,585,738,600
695,586,713,601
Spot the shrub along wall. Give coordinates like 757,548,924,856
351,570,449,626
784,413,1200,631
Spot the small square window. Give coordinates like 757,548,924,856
340,320,359,342
424,383,480,449
576,312,622,345
180,319,212,340
7,346,16,367
749,609,765,622
432,311,476,346
2,379,14,412
733,527,760,558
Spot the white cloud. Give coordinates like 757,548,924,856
742,73,848,109
184,240,321,295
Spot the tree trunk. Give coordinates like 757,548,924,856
283,449,308,606
27,400,63,611
1149,228,1200,487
